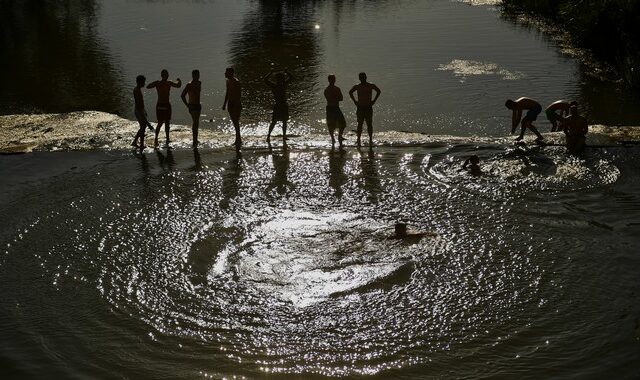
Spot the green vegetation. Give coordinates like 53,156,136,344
501,0,640,88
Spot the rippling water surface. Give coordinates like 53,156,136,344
1,142,639,378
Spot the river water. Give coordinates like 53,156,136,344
1,0,640,379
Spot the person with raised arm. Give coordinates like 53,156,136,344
147,69,181,148
264,69,293,143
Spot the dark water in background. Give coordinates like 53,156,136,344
2,1,640,379
1,0,639,135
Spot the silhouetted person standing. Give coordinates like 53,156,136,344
563,104,588,155
181,69,201,148
264,69,293,143
222,67,242,148
546,100,577,132
349,72,381,146
505,97,544,143
147,69,181,147
324,74,347,146
132,75,154,150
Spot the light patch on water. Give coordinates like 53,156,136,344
455,0,502,5
437,59,524,81
229,210,433,307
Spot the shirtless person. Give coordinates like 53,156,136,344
505,97,545,143
181,69,202,148
222,67,242,148
131,75,155,150
349,72,381,146
264,69,293,143
546,100,577,132
147,69,181,147
563,104,588,155
324,74,347,146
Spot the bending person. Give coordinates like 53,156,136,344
505,97,545,143
546,100,577,132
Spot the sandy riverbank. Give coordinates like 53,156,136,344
1,111,638,153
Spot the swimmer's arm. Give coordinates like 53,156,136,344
170,78,182,88
511,110,521,133
146,81,158,89
338,88,344,102
349,86,357,105
180,83,190,106
284,69,294,83
371,84,381,105
263,71,274,86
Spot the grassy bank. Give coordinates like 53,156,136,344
501,0,640,88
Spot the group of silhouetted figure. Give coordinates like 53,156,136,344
132,68,380,150
133,68,588,162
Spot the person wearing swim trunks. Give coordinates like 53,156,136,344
131,75,155,150
349,72,381,146
264,69,293,143
563,104,588,155
505,97,545,143
545,100,577,132
324,74,347,146
181,69,202,148
222,67,242,148
147,69,181,148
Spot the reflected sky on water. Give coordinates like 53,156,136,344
1,0,639,133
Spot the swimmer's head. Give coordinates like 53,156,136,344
505,99,516,109
192,69,200,80
359,72,367,82
328,74,336,84
161,69,169,79
395,223,408,238
136,75,146,86
570,103,579,116
470,155,480,165
225,67,234,78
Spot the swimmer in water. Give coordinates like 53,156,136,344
562,103,588,155
181,69,202,148
545,100,577,132
463,155,481,175
392,223,437,243
147,69,181,148
505,97,545,143
131,75,155,150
